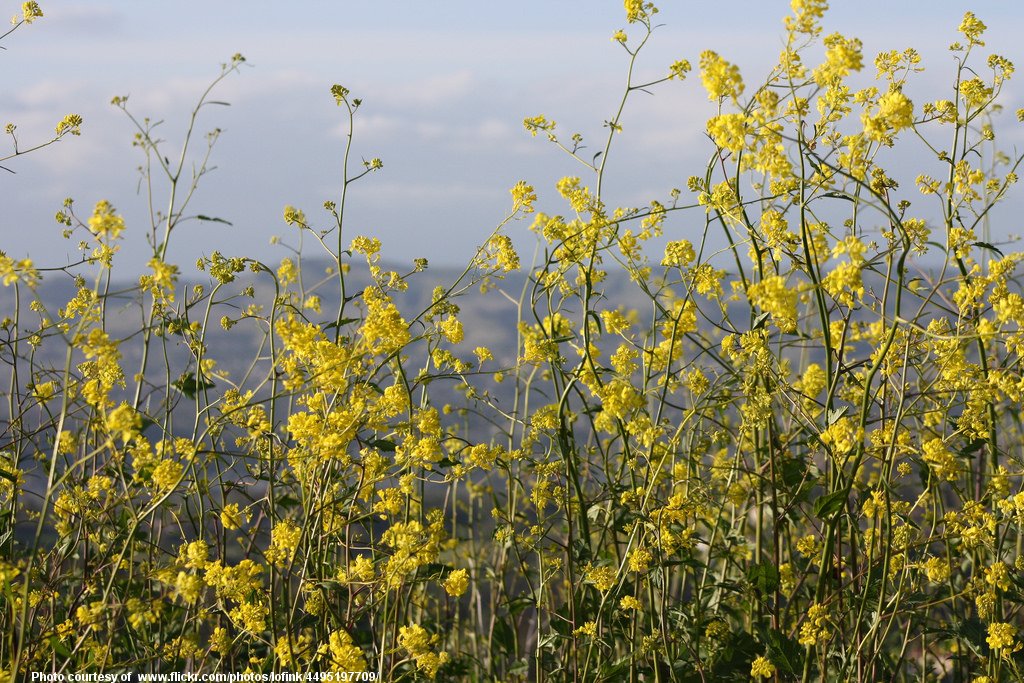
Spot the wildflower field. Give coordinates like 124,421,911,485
4,0,1024,680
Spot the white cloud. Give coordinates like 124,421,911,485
4,0,1023,273
374,70,477,109
44,3,123,33
352,114,405,139
475,118,513,142
359,180,502,204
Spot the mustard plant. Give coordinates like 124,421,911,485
3,2,1024,682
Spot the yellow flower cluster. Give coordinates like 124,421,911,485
523,114,556,138
140,258,179,305
0,254,39,287
87,201,125,240
8,4,1024,680
820,416,860,457
747,275,797,332
510,180,537,213
799,603,831,646
398,625,449,678
324,630,367,672
265,520,302,566
706,113,747,153
619,596,642,611
922,556,950,583
19,1,43,23
662,239,695,267
987,622,1017,652
204,559,263,602
750,656,776,678
813,33,863,86
921,438,959,482
623,0,656,24
586,564,618,592
958,11,987,47
442,568,469,597
54,113,82,137
573,621,598,638
381,517,444,588
104,402,140,443
785,0,827,35
78,328,124,407
668,59,691,80
862,90,914,143
361,286,410,355
822,242,866,307
699,51,744,102
595,378,644,432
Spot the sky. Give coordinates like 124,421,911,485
2,1,1023,276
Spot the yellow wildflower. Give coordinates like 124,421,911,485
442,569,469,597
325,630,367,672
510,181,537,213
20,2,43,23
221,503,244,530
88,201,125,240
619,596,642,611
863,90,914,142
398,625,449,679
987,622,1017,651
751,656,776,679
747,275,797,332
265,519,302,566
699,50,744,102
706,113,747,153
662,239,696,267
573,621,597,638
958,11,987,46
586,565,617,592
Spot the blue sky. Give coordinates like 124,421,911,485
2,1,1022,274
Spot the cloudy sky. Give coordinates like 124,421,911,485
2,1,1022,275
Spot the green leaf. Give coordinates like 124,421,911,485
746,560,780,595
827,406,848,426
571,538,591,564
322,318,360,331
959,438,986,458
173,372,215,399
598,657,631,680
955,617,986,656
814,489,847,521
274,494,301,509
493,618,516,655
139,415,157,433
712,630,758,679
538,633,564,650
50,636,72,659
196,214,233,226
765,630,802,675
780,458,806,489
503,596,533,618
587,502,609,523
820,191,855,202
422,563,450,578
973,241,1004,257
